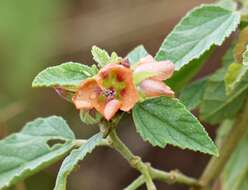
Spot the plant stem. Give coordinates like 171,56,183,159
197,100,248,190
125,168,200,190
108,129,156,190
108,128,200,190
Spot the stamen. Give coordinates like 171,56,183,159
103,89,116,101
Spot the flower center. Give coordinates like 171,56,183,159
99,70,126,102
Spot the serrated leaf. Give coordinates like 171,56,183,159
54,133,103,190
179,77,207,110
222,131,248,190
200,66,248,124
155,4,240,70
0,116,76,189
132,97,218,156
127,45,149,65
91,46,121,67
32,62,94,90
91,46,110,67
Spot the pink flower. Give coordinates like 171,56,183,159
133,55,175,97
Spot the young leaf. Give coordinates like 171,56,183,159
155,4,240,70
91,46,121,67
0,116,76,189
32,62,94,89
91,46,110,67
132,97,218,156
54,133,103,190
179,77,207,111
127,45,149,65
222,131,248,190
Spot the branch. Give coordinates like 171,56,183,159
196,100,248,189
124,168,200,190
108,129,156,190
107,128,200,190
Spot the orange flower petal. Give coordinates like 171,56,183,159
72,79,101,109
134,55,175,81
139,79,175,97
104,99,122,120
97,64,139,112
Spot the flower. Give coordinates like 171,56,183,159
72,62,139,120
133,55,175,97
72,55,175,121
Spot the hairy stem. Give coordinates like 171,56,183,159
125,168,200,190
108,128,200,190
108,129,156,190
197,100,248,189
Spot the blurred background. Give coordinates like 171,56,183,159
0,0,232,189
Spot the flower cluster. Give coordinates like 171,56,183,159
72,55,175,120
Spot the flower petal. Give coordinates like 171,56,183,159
72,79,101,109
97,64,139,112
134,55,175,81
104,99,122,120
139,79,175,97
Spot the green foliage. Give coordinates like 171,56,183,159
167,48,213,92
0,116,76,189
222,131,248,190
127,45,149,65
225,63,243,93
216,0,238,11
32,62,96,90
200,66,248,124
79,109,102,125
132,97,218,156
155,5,240,70
54,133,103,190
179,78,207,111
91,46,120,67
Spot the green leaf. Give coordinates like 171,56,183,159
225,63,243,93
216,0,238,11
179,78,207,110
222,131,248,190
32,62,94,90
200,66,248,124
79,109,102,125
127,45,149,65
155,5,240,70
54,133,103,190
132,97,218,156
0,116,76,189
91,46,120,68
167,47,213,92
225,46,248,93
91,46,110,67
